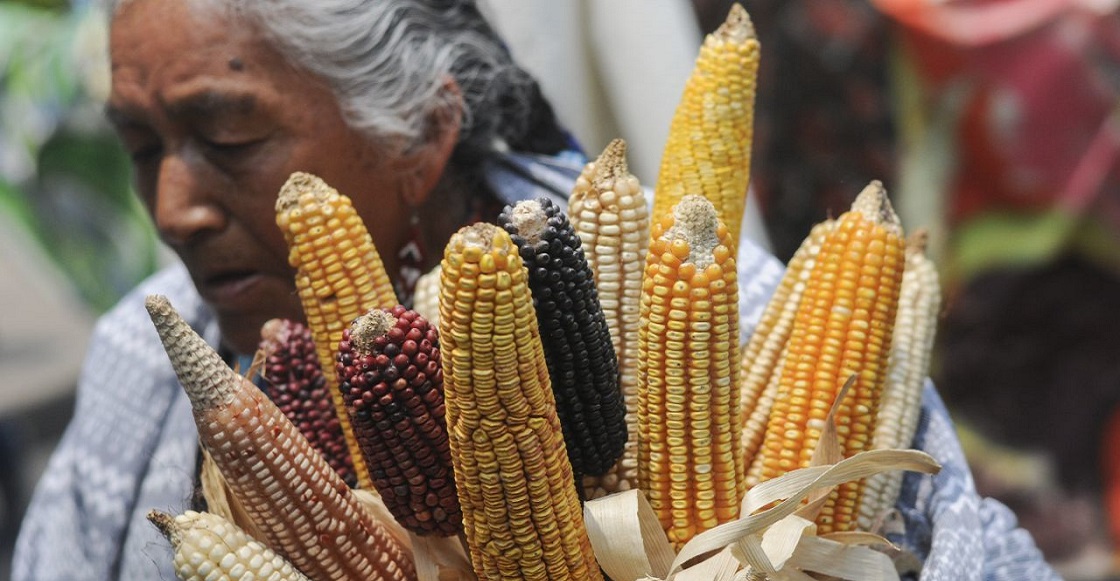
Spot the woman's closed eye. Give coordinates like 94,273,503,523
195,133,273,170
198,134,268,155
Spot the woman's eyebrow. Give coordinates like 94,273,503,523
166,90,258,119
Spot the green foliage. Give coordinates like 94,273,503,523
2,0,69,11
0,2,161,313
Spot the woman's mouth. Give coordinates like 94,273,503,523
200,270,265,305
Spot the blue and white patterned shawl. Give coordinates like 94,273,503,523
13,151,1059,581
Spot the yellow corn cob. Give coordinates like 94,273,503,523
145,295,415,581
148,510,311,581
275,171,398,491
652,4,760,243
412,265,442,327
858,231,941,530
438,223,603,581
739,219,835,485
569,139,651,500
637,195,743,547
754,181,905,534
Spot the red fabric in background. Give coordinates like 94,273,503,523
883,2,1120,226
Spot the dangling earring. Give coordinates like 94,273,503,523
395,210,426,305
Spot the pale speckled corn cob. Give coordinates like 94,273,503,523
652,4,761,243
858,231,941,530
411,265,442,327
569,139,651,500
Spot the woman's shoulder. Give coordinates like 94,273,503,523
482,149,588,210
82,262,218,397
92,262,214,347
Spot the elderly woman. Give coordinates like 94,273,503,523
14,0,579,579
15,0,1059,580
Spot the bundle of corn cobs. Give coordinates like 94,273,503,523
143,5,944,580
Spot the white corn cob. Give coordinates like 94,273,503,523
857,231,941,530
148,510,310,581
145,295,416,581
568,139,651,499
411,265,442,327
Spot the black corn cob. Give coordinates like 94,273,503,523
336,306,462,536
498,197,628,477
259,319,357,488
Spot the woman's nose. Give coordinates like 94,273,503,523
153,151,226,246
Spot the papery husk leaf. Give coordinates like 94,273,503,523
587,449,938,581
826,530,925,579
786,535,898,580
671,449,940,574
760,515,815,570
585,489,676,581
410,533,477,581
733,534,772,575
795,376,854,522
244,347,267,382
674,547,739,581
820,530,897,549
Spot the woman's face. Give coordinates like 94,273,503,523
108,0,417,354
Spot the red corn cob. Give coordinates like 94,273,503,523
259,318,357,488
336,306,462,537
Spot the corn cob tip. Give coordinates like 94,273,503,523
908,228,930,254
145,293,173,320
276,171,333,213
145,294,239,411
347,309,397,355
718,3,756,43
259,318,298,358
593,138,630,183
507,199,550,244
146,510,179,547
851,180,903,234
663,194,722,267
449,222,506,255
259,317,287,342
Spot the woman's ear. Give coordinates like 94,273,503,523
397,77,463,207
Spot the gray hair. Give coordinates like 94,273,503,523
107,0,568,158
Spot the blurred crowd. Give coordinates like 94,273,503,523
1,0,1118,578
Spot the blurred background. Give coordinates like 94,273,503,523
1,0,1118,579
